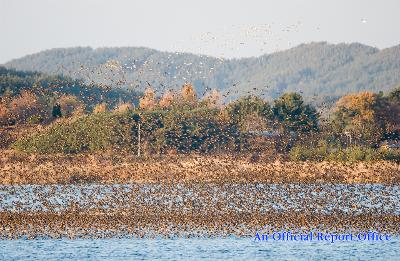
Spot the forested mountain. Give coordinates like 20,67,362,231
4,42,400,105
0,67,141,109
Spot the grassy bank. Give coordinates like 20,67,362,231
1,149,399,185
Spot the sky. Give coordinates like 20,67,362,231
0,0,399,63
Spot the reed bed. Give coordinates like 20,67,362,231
0,150,399,185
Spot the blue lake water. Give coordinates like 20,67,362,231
1,237,399,260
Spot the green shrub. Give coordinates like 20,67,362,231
380,148,400,163
343,146,379,162
289,144,385,162
289,146,311,161
27,114,44,124
13,112,135,153
154,108,238,153
289,140,329,161
13,108,244,154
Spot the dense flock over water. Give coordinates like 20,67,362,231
0,184,399,215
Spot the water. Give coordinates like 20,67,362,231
0,237,399,260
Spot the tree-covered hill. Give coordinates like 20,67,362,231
4,42,400,105
0,66,141,109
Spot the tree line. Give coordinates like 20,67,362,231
11,82,400,162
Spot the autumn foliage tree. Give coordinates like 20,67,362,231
139,87,156,110
181,83,197,105
0,100,9,126
93,103,107,114
333,92,388,146
202,89,223,109
57,95,85,118
159,90,175,108
114,103,134,113
8,91,47,124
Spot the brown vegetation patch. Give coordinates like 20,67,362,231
0,150,399,185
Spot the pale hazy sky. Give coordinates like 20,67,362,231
1,0,399,63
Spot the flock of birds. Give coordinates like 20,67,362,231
3,19,391,240
0,151,399,239
173,22,306,56
49,22,325,104
1,180,399,239
46,19,372,114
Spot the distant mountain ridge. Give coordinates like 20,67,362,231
4,42,400,105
